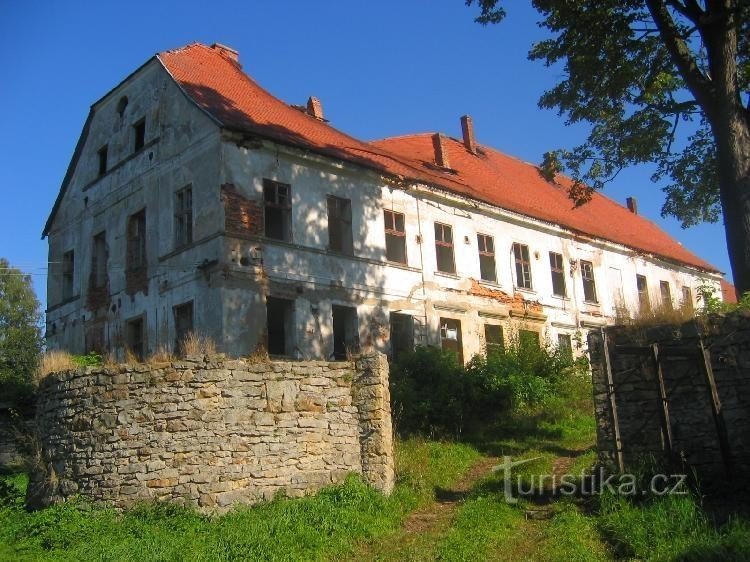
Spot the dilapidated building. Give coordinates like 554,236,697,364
43,42,722,361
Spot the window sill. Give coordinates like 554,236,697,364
46,295,81,313
583,301,600,307
515,286,536,295
435,271,460,280
551,294,570,300
477,279,501,288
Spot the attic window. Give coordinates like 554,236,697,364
133,119,146,152
117,96,128,118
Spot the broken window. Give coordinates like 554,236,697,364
133,118,146,152
519,329,540,350
440,317,463,363
126,316,145,361
91,231,107,288
682,286,693,311
384,210,407,264
477,233,497,282
174,186,193,248
127,209,147,270
513,243,532,289
434,222,455,274
62,250,74,300
332,305,358,360
97,145,108,177
173,301,194,353
637,274,650,312
549,252,566,297
327,196,353,254
580,260,598,303
558,333,573,357
264,179,292,242
266,297,294,356
390,312,414,361
484,324,504,356
660,280,672,310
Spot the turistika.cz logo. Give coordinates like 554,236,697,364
493,456,688,504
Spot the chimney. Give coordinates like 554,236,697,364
306,96,324,120
626,197,638,214
460,115,477,154
210,43,240,64
432,133,450,168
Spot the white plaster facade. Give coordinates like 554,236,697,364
44,44,722,362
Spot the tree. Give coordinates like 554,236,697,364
467,0,750,296
0,258,42,407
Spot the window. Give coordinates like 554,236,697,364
682,286,693,311
513,243,532,289
580,260,598,303
62,250,74,300
127,209,147,269
266,297,294,356
440,317,463,364
116,96,128,118
390,312,414,361
549,252,566,297
91,232,107,288
173,301,194,353
133,119,146,152
558,333,573,357
484,324,504,356
327,196,353,254
660,281,673,310
332,305,358,360
384,210,407,264
174,186,193,248
637,275,650,311
519,329,540,349
434,223,455,274
97,145,108,177
264,179,292,242
126,316,145,361
477,234,497,282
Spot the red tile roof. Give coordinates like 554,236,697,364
158,43,718,273
721,279,738,303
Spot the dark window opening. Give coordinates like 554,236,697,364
519,329,540,350
637,275,650,312
390,312,414,361
116,96,128,117
660,281,672,310
92,232,107,288
332,305,358,360
173,301,194,353
384,210,407,264
327,196,353,255
558,333,573,357
477,234,496,282
513,243,532,289
264,179,292,241
126,316,145,361
62,250,74,300
440,317,463,364
484,324,504,356
682,286,693,311
267,297,294,356
435,223,455,274
581,260,598,303
133,119,146,152
549,252,566,297
97,145,108,177
127,209,147,270
174,186,193,248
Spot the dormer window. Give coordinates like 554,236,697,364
133,119,146,152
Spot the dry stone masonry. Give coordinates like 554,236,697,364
30,352,394,512
590,312,750,483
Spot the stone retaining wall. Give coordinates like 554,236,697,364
30,352,394,511
590,313,750,482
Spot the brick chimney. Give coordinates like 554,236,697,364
626,197,638,214
432,133,451,168
460,115,477,154
306,96,324,120
211,43,240,64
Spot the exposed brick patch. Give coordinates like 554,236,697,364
468,278,543,314
221,183,263,237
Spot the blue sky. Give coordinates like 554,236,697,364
0,1,730,310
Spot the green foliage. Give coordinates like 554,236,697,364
71,352,103,367
0,258,42,409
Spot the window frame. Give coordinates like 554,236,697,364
512,242,533,290
637,274,650,311
477,233,497,283
263,179,292,242
660,280,673,310
327,195,353,255
62,250,75,301
126,315,146,361
580,260,598,303
173,301,194,354
133,118,146,152
91,231,107,289
434,222,456,274
174,186,194,248
384,209,407,264
97,145,108,177
484,324,504,356
127,209,147,270
549,251,567,297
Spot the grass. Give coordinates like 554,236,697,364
36,350,76,382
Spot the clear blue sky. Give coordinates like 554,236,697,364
0,1,730,311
